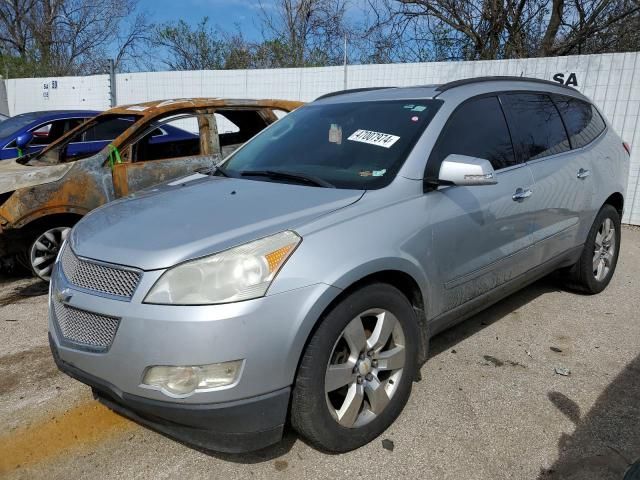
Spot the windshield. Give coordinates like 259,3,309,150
27,114,140,165
0,112,46,139
221,100,441,189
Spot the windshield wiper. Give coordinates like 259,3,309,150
240,170,335,188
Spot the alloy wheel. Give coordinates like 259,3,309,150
593,218,616,282
29,227,70,280
325,308,406,428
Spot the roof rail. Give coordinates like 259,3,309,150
315,87,395,101
434,76,575,93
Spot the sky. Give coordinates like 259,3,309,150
138,0,265,41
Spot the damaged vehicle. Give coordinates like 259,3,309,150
49,78,628,453
0,98,302,279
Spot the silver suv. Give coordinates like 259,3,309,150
49,77,630,453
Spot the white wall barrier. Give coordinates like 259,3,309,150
3,52,640,224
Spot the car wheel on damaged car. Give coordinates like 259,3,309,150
29,225,71,280
48,78,629,453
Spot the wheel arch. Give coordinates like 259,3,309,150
19,210,85,234
12,207,88,230
294,265,431,387
604,192,624,218
1,210,85,259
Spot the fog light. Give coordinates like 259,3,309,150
142,360,243,396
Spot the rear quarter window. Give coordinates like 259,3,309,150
552,95,606,149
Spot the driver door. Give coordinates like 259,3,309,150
426,95,538,313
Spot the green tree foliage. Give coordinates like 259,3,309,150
153,18,229,70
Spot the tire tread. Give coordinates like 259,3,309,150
291,283,420,452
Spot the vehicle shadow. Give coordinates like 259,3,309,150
0,277,48,306
422,274,640,480
195,431,298,464
538,353,640,479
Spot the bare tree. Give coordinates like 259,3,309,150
0,0,150,77
112,13,154,72
258,0,349,67
370,0,640,61
545,0,640,55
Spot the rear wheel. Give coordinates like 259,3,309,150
564,204,621,294
28,225,71,281
291,283,420,452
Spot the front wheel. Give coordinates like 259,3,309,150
291,283,420,452
28,225,71,281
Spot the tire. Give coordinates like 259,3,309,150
26,223,73,281
291,283,420,452
564,204,621,294
623,458,640,480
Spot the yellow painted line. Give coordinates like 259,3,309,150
0,400,136,473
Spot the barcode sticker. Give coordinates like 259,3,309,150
347,129,400,148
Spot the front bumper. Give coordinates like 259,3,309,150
50,334,289,452
48,262,340,451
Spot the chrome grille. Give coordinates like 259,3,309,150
60,246,141,299
52,300,120,351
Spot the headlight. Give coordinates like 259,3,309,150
142,360,243,396
144,231,301,305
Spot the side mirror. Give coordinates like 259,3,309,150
16,132,34,149
438,154,498,186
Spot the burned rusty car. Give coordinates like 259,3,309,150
0,98,302,279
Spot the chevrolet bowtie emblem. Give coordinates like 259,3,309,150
55,288,73,305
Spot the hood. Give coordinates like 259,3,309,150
71,175,364,270
0,159,72,194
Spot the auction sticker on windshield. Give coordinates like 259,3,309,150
347,129,400,148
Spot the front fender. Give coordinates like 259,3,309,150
0,155,112,229
329,256,429,303
6,205,90,229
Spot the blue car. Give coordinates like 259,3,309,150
0,110,100,160
0,110,198,160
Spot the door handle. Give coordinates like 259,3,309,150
577,168,591,179
512,187,533,202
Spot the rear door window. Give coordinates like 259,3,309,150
428,95,516,173
500,93,570,162
552,95,606,149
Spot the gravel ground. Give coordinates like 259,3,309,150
1,227,639,480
